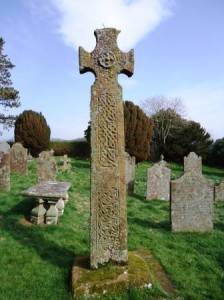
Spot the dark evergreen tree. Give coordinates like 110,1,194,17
124,101,153,162
210,138,224,167
0,38,20,134
14,110,51,157
165,120,213,162
84,101,153,162
84,121,91,144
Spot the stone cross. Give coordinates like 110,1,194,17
79,28,134,268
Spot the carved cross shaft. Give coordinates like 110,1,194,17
79,28,134,269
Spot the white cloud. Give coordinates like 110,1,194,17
51,0,174,51
170,83,224,140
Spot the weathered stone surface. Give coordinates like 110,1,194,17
215,181,224,201
10,142,28,175
146,160,171,201
60,154,71,171
0,141,10,191
36,150,57,183
22,181,71,225
184,152,202,174
171,172,214,232
79,28,134,268
22,181,71,199
0,141,10,153
125,152,135,195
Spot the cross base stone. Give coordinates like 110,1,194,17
72,251,177,299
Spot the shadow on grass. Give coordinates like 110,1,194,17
129,193,148,202
214,222,224,232
1,198,80,272
130,217,170,232
71,160,90,169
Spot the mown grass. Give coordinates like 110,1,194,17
0,158,224,299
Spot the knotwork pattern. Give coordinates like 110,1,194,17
98,92,118,167
97,187,120,249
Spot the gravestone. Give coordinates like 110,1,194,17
146,159,171,200
171,172,214,232
36,150,57,183
184,152,202,174
10,142,28,175
215,181,224,201
125,152,136,195
0,141,10,191
60,154,71,171
79,28,134,268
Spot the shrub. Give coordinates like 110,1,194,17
14,110,51,157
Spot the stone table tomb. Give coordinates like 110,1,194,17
21,181,71,225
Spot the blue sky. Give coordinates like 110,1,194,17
0,0,223,141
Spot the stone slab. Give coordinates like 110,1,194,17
21,181,71,200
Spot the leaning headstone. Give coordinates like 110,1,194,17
36,150,57,183
79,27,134,268
146,160,171,201
184,152,202,174
10,142,28,175
171,171,214,232
0,141,10,191
215,181,224,201
125,152,135,195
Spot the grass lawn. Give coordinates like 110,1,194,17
0,158,224,299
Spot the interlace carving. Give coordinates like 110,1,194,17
98,92,117,167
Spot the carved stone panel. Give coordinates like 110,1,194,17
79,28,134,268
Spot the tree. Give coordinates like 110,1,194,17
140,96,186,159
165,120,213,162
84,121,91,144
124,101,153,161
0,38,20,134
14,110,51,157
210,138,224,167
84,101,153,162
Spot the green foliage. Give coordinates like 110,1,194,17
210,138,224,167
84,101,153,162
0,37,20,133
84,121,91,144
50,140,90,158
165,120,213,162
124,101,153,162
14,110,51,157
150,108,184,160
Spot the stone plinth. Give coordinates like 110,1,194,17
72,251,177,299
